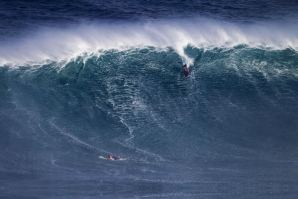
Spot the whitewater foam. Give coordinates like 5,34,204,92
0,18,297,66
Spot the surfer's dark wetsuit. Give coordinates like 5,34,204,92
177,61,187,69
177,61,189,77
177,61,188,72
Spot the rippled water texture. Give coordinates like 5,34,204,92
1,0,298,198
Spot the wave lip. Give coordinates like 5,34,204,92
1,19,298,66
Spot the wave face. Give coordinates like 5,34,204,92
1,45,298,198
1,1,298,198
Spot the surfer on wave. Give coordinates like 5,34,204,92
176,61,189,77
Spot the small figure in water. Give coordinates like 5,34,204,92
176,61,189,77
108,155,122,160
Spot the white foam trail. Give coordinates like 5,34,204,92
49,120,109,154
0,18,297,66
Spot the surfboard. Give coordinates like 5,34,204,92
184,67,189,77
99,156,108,160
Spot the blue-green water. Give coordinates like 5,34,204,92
1,1,298,198
1,45,298,198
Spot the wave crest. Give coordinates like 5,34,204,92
1,18,298,65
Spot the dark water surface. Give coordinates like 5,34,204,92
1,0,298,198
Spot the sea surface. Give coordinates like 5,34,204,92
1,0,298,198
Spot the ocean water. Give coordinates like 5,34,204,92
1,1,298,198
